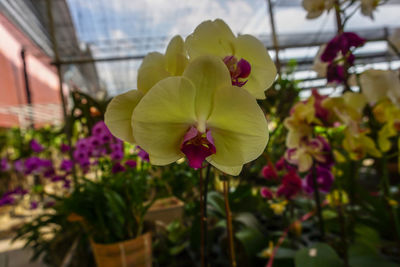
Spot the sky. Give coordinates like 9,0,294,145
66,0,400,95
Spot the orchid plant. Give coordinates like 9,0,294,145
105,19,277,266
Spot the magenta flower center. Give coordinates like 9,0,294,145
223,56,251,87
180,127,216,169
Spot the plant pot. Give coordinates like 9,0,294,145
90,232,152,267
144,197,184,225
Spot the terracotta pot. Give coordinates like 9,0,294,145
90,232,152,267
144,197,184,225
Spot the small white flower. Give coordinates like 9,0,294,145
360,0,381,19
360,69,400,105
302,0,334,19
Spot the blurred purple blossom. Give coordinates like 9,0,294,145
304,166,334,194
327,64,345,83
0,157,9,172
137,146,149,162
14,159,24,173
30,139,44,153
276,170,302,199
260,187,273,199
0,195,14,206
30,201,38,210
125,160,137,168
60,143,70,153
321,32,365,63
111,162,126,174
60,159,74,173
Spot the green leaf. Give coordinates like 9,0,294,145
274,247,296,259
295,243,343,267
236,227,265,258
322,210,337,220
353,225,380,252
349,255,398,267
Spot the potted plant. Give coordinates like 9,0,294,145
145,196,184,226
63,165,154,267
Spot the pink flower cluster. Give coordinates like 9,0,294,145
260,157,302,200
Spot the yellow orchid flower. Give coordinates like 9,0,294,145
360,69,400,105
285,136,331,173
322,92,366,124
283,97,318,148
372,99,400,153
342,130,381,160
326,190,349,207
373,99,400,124
372,99,391,123
105,36,187,143
378,123,397,152
333,150,346,163
185,19,276,99
269,200,287,215
138,35,188,94
302,0,334,19
260,241,274,258
131,55,269,176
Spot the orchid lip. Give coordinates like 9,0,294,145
180,126,216,169
223,55,251,87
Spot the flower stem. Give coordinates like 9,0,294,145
334,0,352,92
203,165,211,267
380,155,400,248
311,163,325,240
338,190,349,267
223,179,236,267
199,168,205,267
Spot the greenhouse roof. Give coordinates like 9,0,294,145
63,0,400,95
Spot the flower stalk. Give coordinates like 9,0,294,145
311,162,325,240
380,155,400,248
199,168,205,267
223,179,236,267
337,190,349,267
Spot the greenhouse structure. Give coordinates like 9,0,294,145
0,0,400,266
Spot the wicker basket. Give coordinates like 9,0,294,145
90,232,152,267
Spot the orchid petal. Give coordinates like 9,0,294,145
183,55,231,123
185,19,235,59
342,92,367,114
298,154,313,173
207,160,243,176
137,52,170,94
132,77,197,165
360,69,394,104
207,85,269,167
235,35,277,99
165,35,188,76
104,90,143,143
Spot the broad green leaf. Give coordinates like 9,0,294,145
295,243,343,267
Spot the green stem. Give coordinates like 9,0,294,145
311,163,325,240
338,190,349,267
203,165,211,267
381,155,400,247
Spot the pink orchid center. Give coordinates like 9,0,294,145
180,127,216,169
223,56,251,87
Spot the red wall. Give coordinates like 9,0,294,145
0,11,62,127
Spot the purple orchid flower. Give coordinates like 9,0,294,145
30,139,44,153
304,166,334,194
111,162,126,174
